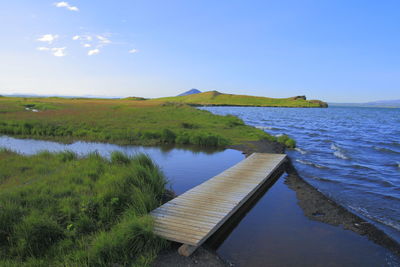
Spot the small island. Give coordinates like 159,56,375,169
154,90,328,108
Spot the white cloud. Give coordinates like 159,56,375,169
37,34,58,44
88,49,100,56
68,6,79,11
55,1,68,7
83,43,91,48
37,47,50,51
128,48,138,54
54,2,79,11
51,47,66,57
72,35,93,42
97,35,111,45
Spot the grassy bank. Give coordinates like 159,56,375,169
0,149,168,266
0,97,295,148
154,91,328,108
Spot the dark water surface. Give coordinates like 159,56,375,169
216,176,398,267
201,106,400,244
1,135,399,266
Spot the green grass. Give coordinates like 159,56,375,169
154,91,328,108
0,150,168,266
0,96,295,148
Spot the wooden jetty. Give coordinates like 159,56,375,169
150,153,287,256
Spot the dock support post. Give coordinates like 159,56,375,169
178,244,197,257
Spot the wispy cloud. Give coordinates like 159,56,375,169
72,34,112,54
37,47,50,51
97,35,111,45
37,46,66,57
37,34,58,44
88,49,100,56
52,47,67,57
72,35,94,42
128,48,138,54
54,2,79,12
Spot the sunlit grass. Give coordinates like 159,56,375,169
0,150,168,266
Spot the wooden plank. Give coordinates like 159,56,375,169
150,153,287,255
180,190,245,201
151,213,216,228
174,193,242,204
154,219,211,234
154,223,209,237
151,208,222,223
157,204,228,218
172,196,241,208
162,202,233,214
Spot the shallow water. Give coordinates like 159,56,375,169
0,136,399,265
216,176,399,267
201,106,400,243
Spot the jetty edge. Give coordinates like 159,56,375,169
150,153,287,256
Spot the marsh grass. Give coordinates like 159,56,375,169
0,150,168,266
0,96,295,149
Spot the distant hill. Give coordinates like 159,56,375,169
156,90,328,108
329,99,400,108
177,88,201,96
178,89,201,96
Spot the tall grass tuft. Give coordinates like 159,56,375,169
110,151,131,164
0,150,168,266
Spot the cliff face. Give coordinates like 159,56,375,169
309,100,329,108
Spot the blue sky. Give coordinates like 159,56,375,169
0,0,399,102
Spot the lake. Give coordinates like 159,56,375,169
201,106,400,244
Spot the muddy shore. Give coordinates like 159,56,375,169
152,140,400,266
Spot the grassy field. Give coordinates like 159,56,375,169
0,149,168,266
154,91,328,108
0,96,295,148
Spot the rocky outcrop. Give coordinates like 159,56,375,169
309,100,329,107
292,95,307,100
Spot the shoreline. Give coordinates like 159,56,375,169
284,157,400,258
153,139,400,266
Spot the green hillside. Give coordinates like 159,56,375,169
155,91,328,108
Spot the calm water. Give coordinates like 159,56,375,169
1,135,399,266
201,106,400,243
